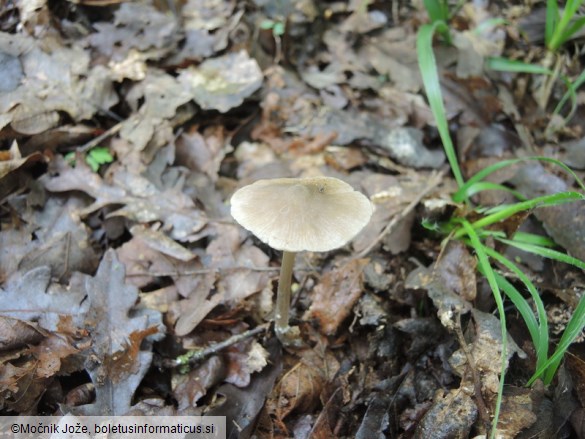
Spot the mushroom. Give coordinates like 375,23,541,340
230,176,373,345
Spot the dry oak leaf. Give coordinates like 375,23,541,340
73,249,163,416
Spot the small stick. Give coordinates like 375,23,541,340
78,122,122,153
454,313,491,433
161,323,271,369
126,266,313,278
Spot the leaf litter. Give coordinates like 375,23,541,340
1,0,585,436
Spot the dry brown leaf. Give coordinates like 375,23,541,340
449,309,526,395
0,142,44,180
176,126,230,182
173,355,227,410
87,3,178,61
75,250,163,415
225,340,269,388
0,33,117,135
510,163,585,261
415,389,478,437
42,155,207,242
491,386,537,437
32,334,79,379
0,360,48,413
434,241,477,301
0,317,43,351
273,347,340,423
305,258,368,335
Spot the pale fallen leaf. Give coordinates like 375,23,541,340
178,50,263,113
0,33,117,135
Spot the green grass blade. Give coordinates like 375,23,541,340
546,0,560,46
483,247,549,370
454,181,527,201
454,192,585,239
548,0,585,50
563,16,585,42
423,0,449,22
553,67,585,119
528,293,585,385
453,156,585,203
486,57,554,75
492,273,544,365
543,293,585,383
462,221,507,438
511,232,557,247
417,22,464,189
496,238,585,270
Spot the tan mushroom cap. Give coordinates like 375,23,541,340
230,176,373,252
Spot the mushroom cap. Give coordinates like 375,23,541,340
230,176,373,252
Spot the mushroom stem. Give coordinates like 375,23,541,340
275,250,296,338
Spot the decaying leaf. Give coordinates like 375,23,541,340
0,141,45,202
178,50,263,113
491,386,537,437
0,317,43,351
415,389,478,438
0,360,49,413
74,250,164,415
87,3,178,61
305,258,369,335
405,264,471,330
165,0,240,65
0,142,44,180
434,241,477,302
0,32,117,135
175,127,231,182
32,334,80,379
272,347,340,423
353,172,424,254
0,266,88,332
207,339,282,439
119,69,194,150
42,155,207,242
510,163,585,261
174,224,270,336
225,340,270,388
173,355,227,410
129,225,195,262
359,32,421,92
449,309,526,395
15,195,101,279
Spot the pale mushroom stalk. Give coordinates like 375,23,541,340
274,250,296,340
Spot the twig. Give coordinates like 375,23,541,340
356,169,446,259
78,122,123,153
161,323,271,369
126,266,313,278
454,312,491,434
58,232,72,281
